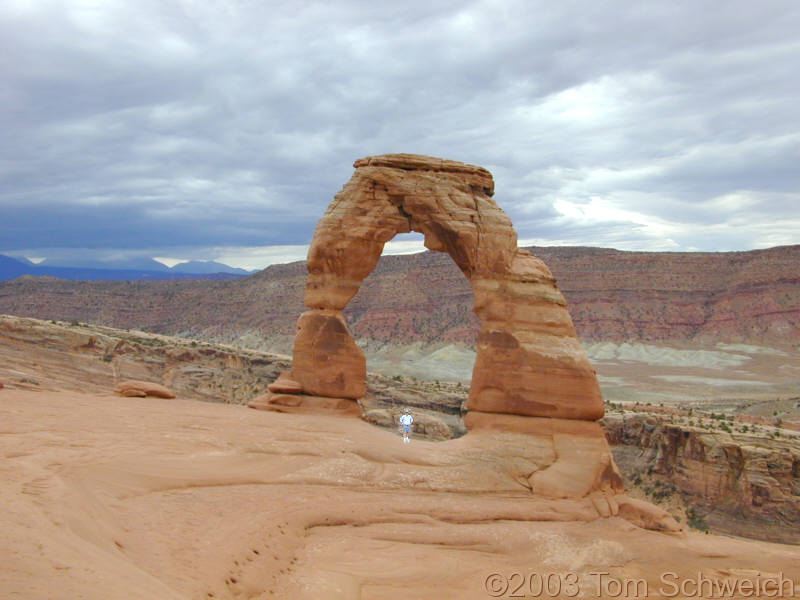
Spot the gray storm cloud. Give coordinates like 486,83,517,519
1,0,798,267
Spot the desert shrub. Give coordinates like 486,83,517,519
651,483,676,500
687,507,710,532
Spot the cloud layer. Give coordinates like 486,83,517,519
2,0,799,267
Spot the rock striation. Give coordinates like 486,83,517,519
115,380,176,399
254,154,603,423
2,245,799,351
605,412,800,544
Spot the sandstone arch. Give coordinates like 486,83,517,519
255,154,604,424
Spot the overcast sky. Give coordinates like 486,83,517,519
2,0,799,269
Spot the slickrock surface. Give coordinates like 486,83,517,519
2,389,799,599
271,154,603,422
4,315,799,550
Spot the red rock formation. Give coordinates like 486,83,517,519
248,392,362,417
287,310,365,399
256,154,603,422
605,412,800,544
115,380,176,399
2,246,798,350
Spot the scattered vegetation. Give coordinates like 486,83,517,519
642,480,676,501
686,507,710,532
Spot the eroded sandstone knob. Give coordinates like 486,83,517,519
259,153,604,422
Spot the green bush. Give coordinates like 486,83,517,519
687,507,710,532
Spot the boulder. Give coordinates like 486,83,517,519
267,372,303,394
248,391,361,417
115,380,176,399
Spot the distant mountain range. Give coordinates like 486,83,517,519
0,254,251,282
1,245,798,349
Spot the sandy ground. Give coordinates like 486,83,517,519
2,388,800,599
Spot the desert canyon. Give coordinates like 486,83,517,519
1,155,799,599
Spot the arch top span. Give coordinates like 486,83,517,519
305,154,516,310
258,154,604,423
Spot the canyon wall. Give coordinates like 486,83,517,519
605,412,800,544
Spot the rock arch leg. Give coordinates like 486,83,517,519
466,248,604,422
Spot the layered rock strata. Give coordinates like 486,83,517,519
252,154,603,423
605,412,800,544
